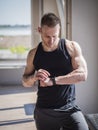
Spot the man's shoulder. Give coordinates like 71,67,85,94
27,46,38,60
66,39,80,49
66,39,77,45
65,39,81,56
28,46,38,56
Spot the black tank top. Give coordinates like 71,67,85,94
33,39,76,110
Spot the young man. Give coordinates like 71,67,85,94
22,13,89,130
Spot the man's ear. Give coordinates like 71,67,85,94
38,27,42,33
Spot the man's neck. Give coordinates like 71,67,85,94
42,38,60,52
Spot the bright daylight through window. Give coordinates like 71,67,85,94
0,0,31,59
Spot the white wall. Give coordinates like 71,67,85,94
0,60,25,86
43,0,58,14
72,0,98,113
0,67,24,85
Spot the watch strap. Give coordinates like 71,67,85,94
51,77,56,85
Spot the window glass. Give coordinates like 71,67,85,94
0,0,31,59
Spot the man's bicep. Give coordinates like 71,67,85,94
71,41,87,70
72,54,87,73
23,51,35,77
23,64,35,77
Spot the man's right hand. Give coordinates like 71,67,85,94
36,69,50,81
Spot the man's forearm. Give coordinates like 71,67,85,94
22,75,37,87
55,70,87,85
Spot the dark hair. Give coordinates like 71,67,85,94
41,13,61,27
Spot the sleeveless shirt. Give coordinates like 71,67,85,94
33,39,76,110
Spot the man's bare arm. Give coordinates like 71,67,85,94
22,48,38,87
55,41,88,85
22,47,51,87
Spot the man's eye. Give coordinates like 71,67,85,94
46,36,50,38
53,36,56,38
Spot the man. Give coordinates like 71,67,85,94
22,13,89,130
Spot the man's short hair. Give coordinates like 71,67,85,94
41,13,61,27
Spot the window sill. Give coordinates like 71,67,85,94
0,49,28,60
0,59,26,69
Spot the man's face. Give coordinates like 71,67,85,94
38,24,60,48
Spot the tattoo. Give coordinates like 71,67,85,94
23,70,35,79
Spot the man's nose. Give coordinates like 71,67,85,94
49,37,54,43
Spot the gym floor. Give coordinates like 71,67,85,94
0,85,37,130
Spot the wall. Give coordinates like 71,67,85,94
43,0,58,15
0,68,24,85
0,60,25,85
72,0,98,113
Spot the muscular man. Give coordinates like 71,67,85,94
22,13,89,130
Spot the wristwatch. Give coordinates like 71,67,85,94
51,77,56,85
